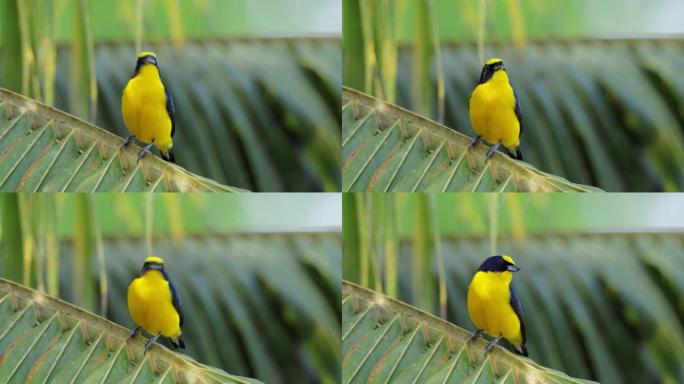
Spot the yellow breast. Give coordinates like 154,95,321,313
467,271,523,345
127,270,181,338
468,71,520,149
121,65,172,149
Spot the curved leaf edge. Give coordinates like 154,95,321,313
0,87,247,192
0,277,262,384
342,86,603,192
342,280,599,384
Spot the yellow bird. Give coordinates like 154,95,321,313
467,255,527,356
127,256,185,352
468,58,523,160
121,52,176,163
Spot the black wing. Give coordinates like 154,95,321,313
509,284,525,344
164,85,176,138
513,90,523,138
162,270,184,328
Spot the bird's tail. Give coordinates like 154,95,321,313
504,147,523,161
514,148,523,161
170,335,185,349
161,148,176,163
514,343,528,357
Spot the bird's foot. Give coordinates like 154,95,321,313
120,135,135,150
144,335,160,353
127,327,141,342
468,135,483,149
137,143,155,163
484,336,503,355
467,329,483,344
485,143,501,160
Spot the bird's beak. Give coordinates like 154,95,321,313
507,265,520,272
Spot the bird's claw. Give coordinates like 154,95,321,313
127,327,140,342
144,335,159,353
120,135,135,150
484,336,503,355
468,135,482,150
485,143,501,160
137,143,154,163
467,329,483,344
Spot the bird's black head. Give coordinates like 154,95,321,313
140,256,165,275
478,58,505,84
477,255,520,272
134,51,158,75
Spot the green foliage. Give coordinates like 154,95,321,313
1,0,341,192
59,39,341,192
342,87,600,191
344,210,684,382
343,193,684,382
60,232,341,384
394,39,684,191
385,233,684,383
69,0,97,121
347,38,684,191
0,278,263,383
0,194,341,383
0,88,242,191
0,0,338,44
343,0,684,191
342,281,597,384
1,0,25,94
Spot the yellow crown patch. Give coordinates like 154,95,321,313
137,51,157,59
144,256,164,264
502,255,515,264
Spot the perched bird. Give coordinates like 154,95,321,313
468,58,523,160
121,52,176,163
467,255,527,356
127,256,185,352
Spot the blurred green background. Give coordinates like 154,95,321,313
343,0,684,191
343,193,684,383
0,193,341,384
1,0,341,191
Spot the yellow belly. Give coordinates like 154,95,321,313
127,271,181,338
468,74,520,150
121,66,172,151
467,271,523,346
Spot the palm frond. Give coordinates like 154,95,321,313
75,39,341,192
346,232,684,383
342,87,601,192
56,232,342,384
0,87,242,192
342,281,597,384
392,39,684,191
0,278,263,383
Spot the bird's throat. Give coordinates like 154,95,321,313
136,64,161,80
489,70,509,85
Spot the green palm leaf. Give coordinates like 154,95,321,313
0,88,243,192
346,231,684,383
342,281,597,384
342,87,601,192
0,277,262,383
61,231,342,384
392,39,684,191
79,39,341,192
